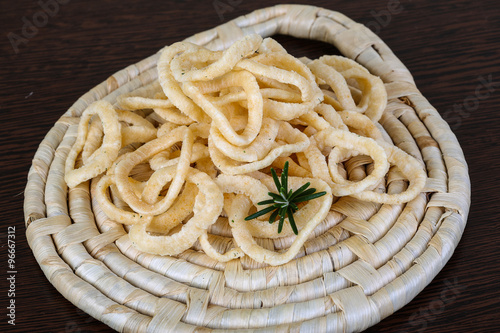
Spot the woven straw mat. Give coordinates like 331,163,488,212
24,4,470,333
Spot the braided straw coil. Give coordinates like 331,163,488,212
24,4,470,332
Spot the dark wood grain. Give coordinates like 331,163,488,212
1,0,499,332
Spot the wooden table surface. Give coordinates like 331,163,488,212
1,0,499,332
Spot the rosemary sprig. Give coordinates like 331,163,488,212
244,161,327,235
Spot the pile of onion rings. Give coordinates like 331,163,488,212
64,34,426,266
